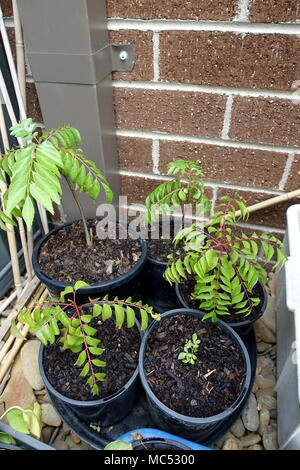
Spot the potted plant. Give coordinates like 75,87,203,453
140,159,210,312
0,118,147,301
12,281,159,426
138,308,252,442
161,196,286,334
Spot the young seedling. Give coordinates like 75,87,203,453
0,118,113,247
11,281,160,396
178,333,201,365
144,159,210,223
165,196,287,322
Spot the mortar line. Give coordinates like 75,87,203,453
118,203,286,234
107,18,300,35
152,31,160,81
210,186,218,216
221,95,234,140
116,129,299,154
234,0,252,22
112,80,298,100
278,153,295,190
152,139,160,174
118,169,285,195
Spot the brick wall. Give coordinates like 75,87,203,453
107,0,300,236
3,0,300,234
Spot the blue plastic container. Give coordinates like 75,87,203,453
116,428,212,450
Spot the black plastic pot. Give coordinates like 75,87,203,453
139,220,182,312
44,328,257,449
0,422,54,450
175,279,268,335
140,258,180,313
32,217,147,303
139,308,252,442
38,319,142,426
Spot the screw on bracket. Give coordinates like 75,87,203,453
119,50,128,61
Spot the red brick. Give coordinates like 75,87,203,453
106,0,238,21
109,30,153,81
121,175,213,207
117,137,152,172
160,32,300,91
286,154,300,191
113,88,226,137
26,83,43,123
160,141,288,190
2,0,13,17
249,0,300,23
230,96,300,147
217,187,300,228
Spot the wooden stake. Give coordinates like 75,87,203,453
235,189,300,218
0,276,40,345
12,1,26,109
0,289,48,383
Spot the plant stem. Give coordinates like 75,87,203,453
65,177,92,248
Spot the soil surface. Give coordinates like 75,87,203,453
38,220,142,284
144,314,247,418
179,278,264,324
43,313,140,401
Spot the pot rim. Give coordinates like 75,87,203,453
138,308,252,424
32,217,148,294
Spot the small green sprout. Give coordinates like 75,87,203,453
178,333,201,365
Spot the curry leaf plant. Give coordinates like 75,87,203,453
145,159,211,223
178,333,201,365
0,118,113,246
164,196,287,323
11,281,160,396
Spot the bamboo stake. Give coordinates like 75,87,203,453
0,291,17,316
235,189,300,218
0,283,43,363
11,1,26,109
0,276,40,345
0,113,22,297
205,188,300,226
0,105,32,279
0,7,26,120
10,1,35,273
0,289,48,383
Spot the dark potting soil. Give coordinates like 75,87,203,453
144,314,246,418
179,278,264,324
147,238,176,263
43,314,140,401
38,220,142,284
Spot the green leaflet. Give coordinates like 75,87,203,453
21,196,35,229
114,304,125,328
102,303,112,321
126,306,136,328
30,183,54,214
